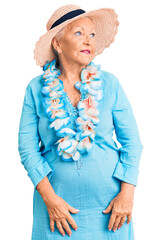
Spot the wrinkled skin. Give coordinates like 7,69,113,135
45,193,79,236
51,17,96,84
103,185,135,232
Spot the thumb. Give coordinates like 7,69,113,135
103,201,113,214
68,205,80,214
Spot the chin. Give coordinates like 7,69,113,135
78,57,94,66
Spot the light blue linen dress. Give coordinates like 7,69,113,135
18,67,143,240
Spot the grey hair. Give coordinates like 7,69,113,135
52,27,65,67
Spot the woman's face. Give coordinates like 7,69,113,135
52,17,96,66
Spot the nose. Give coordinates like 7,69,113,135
84,34,92,43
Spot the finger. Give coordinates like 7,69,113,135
61,219,72,236
108,212,117,231
127,214,132,224
56,221,65,237
103,201,113,214
50,218,55,233
68,205,80,214
113,216,121,232
118,216,126,229
66,212,78,230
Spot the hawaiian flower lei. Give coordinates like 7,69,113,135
41,59,103,163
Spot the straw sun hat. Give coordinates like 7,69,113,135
33,4,119,67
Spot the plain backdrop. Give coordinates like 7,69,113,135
1,0,161,239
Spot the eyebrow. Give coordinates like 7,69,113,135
71,25,95,31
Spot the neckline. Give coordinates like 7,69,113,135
58,79,82,112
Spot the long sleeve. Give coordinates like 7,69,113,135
18,83,53,190
111,74,143,187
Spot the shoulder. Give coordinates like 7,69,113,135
27,74,43,91
100,70,119,90
24,74,44,103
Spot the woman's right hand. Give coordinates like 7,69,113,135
45,194,79,237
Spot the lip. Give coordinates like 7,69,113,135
80,49,91,54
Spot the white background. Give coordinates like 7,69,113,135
1,0,160,239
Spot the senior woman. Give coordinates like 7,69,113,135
18,4,143,240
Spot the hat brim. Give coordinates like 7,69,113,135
33,8,119,67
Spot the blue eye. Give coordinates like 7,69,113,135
75,31,81,36
75,31,95,37
90,33,95,38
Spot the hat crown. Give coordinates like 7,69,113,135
46,4,82,31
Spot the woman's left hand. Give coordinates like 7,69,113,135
103,186,135,232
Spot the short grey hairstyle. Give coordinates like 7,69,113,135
52,27,65,67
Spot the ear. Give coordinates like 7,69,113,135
52,37,62,54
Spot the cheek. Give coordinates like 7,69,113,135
62,39,79,54
70,40,81,51
62,40,71,51
68,44,82,57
